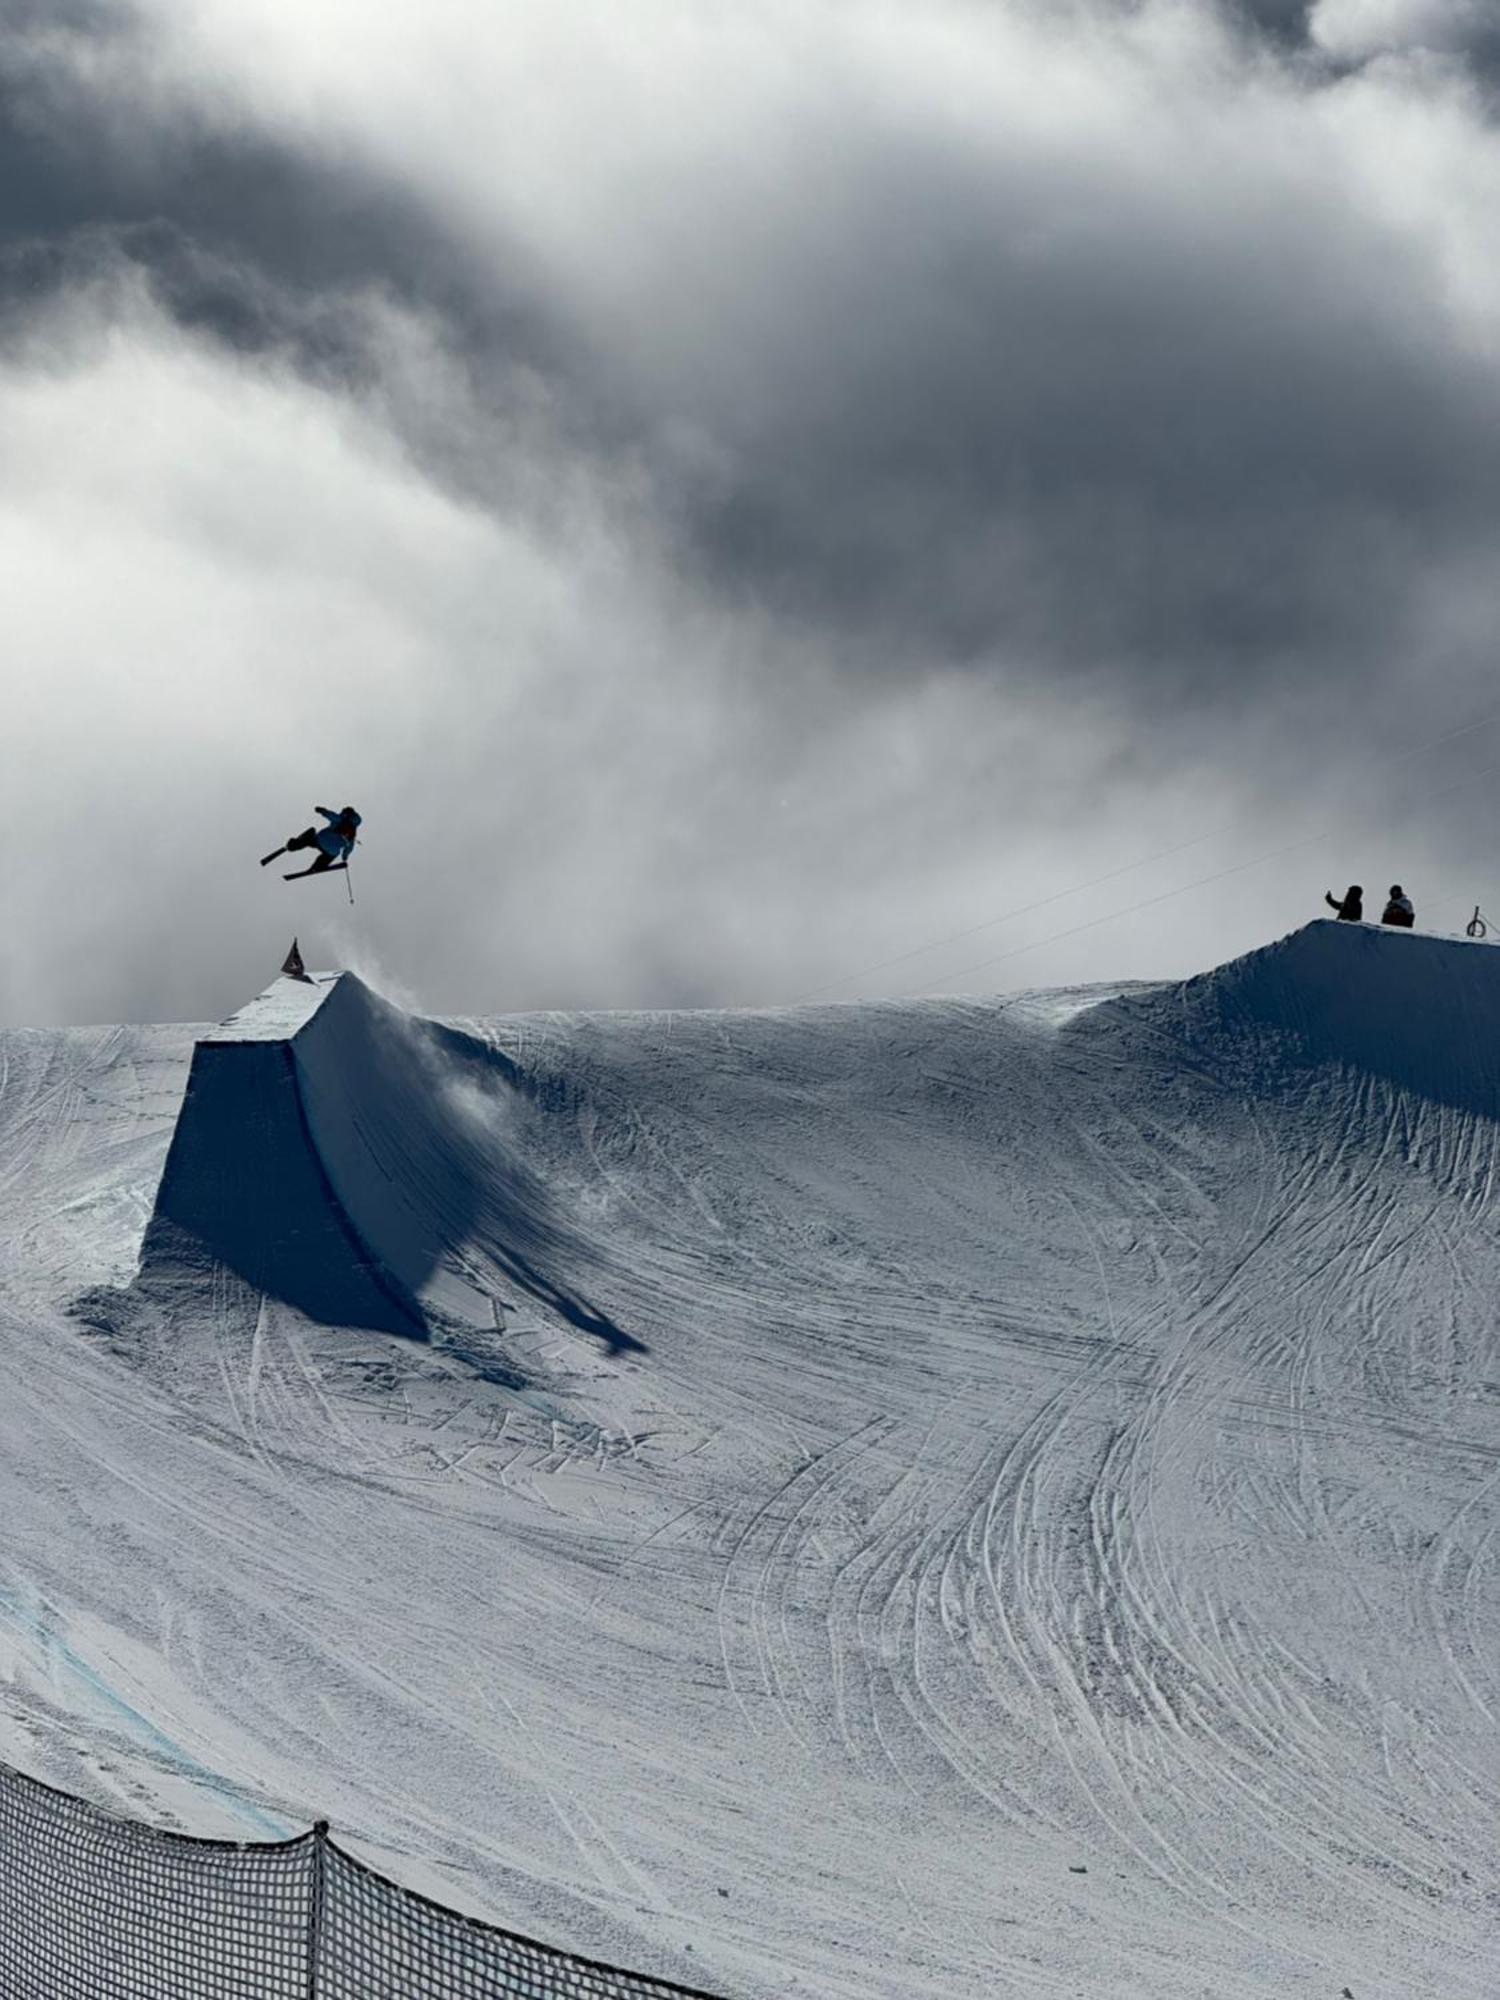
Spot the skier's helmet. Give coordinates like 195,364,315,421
340,806,362,825
1389,884,1403,898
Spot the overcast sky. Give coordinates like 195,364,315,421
3,0,1499,1026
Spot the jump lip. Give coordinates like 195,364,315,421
204,969,345,1047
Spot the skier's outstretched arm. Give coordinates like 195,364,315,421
315,806,338,823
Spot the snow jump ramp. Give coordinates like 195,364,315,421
138,970,505,1339
1145,917,1500,1116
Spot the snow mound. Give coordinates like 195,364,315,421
1114,918,1500,1113
139,971,498,1336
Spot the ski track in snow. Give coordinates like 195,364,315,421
1,924,1499,1996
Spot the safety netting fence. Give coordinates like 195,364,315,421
0,1758,728,2000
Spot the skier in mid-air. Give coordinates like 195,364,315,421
1325,884,1363,921
261,806,362,879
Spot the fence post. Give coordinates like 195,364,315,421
307,1820,330,2000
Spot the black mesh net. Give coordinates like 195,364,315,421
0,1760,724,2000
0,1762,312,2000
316,1840,719,1999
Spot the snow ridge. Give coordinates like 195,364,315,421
1156,917,1500,1112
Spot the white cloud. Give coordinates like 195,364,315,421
0,277,1156,1024
0,281,653,1020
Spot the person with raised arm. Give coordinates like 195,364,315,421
1324,884,1363,922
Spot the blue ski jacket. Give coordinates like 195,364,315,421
314,806,361,861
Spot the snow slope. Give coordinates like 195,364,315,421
1,918,1498,1997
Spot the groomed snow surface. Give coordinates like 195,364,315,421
2,918,1498,1997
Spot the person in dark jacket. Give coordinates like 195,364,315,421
1381,885,1415,928
1325,884,1363,921
260,806,362,873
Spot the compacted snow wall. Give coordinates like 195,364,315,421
1164,918,1500,1114
141,971,492,1336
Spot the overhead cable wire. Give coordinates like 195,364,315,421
790,700,1500,1004
880,756,1500,999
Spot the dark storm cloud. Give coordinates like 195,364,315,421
1233,0,1312,32
0,6,374,365
4,0,1500,1025
1236,0,1500,84
569,9,1500,719
666,141,1500,692
6,0,1498,733
0,2,594,413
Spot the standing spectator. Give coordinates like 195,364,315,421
1324,885,1363,922
1381,885,1415,928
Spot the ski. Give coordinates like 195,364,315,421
283,862,349,881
